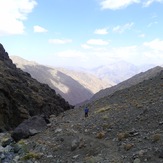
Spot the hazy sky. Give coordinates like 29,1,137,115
0,0,163,68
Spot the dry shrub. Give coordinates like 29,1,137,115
102,123,111,130
151,134,161,143
117,132,129,141
95,106,111,114
21,152,42,160
124,143,134,151
96,131,105,139
102,115,109,120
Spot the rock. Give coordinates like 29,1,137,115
13,155,20,162
1,138,13,147
138,150,146,157
159,149,163,158
124,143,134,151
29,129,39,136
71,139,80,151
55,128,62,133
12,144,21,153
11,115,47,141
85,156,103,163
72,155,79,159
133,158,141,163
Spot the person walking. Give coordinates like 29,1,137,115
84,107,89,117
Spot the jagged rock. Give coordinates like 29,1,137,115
11,115,48,141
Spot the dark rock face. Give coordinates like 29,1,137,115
0,43,73,131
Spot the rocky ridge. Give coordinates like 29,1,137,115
0,66,162,162
90,66,163,102
0,43,73,131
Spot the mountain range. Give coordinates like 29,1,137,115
10,56,160,106
10,56,113,105
89,61,156,84
89,65,163,102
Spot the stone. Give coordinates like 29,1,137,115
133,158,141,163
1,138,13,147
11,116,47,141
71,139,80,151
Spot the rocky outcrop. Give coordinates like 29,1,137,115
11,115,48,142
0,43,73,131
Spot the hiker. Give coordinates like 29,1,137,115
84,107,89,117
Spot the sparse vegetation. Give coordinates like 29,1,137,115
151,133,161,143
102,123,111,130
96,131,105,139
117,132,130,141
21,152,42,160
124,143,134,151
95,106,111,113
18,139,26,145
102,114,109,120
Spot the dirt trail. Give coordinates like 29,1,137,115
52,107,123,162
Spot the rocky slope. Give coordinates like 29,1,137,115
90,66,163,102
0,43,73,131
10,56,112,105
0,66,162,162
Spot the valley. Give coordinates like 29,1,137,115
0,43,163,163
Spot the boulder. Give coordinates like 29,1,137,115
11,115,48,142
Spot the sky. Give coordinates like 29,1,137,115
0,0,163,69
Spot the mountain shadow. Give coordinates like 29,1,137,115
17,64,94,105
